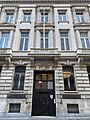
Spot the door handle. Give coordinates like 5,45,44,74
54,99,56,104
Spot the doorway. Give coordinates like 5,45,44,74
32,71,56,116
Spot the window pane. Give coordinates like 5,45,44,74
20,32,29,50
61,38,65,50
45,38,48,48
12,74,19,90
81,38,85,48
19,74,25,90
40,38,44,48
86,38,90,48
9,104,21,113
19,38,24,50
24,38,28,50
4,38,8,48
65,38,70,50
12,66,26,90
67,104,79,113
0,32,10,48
61,32,68,37
0,38,4,48
21,32,29,37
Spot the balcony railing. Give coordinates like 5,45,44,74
29,48,60,57
0,48,12,62
0,48,12,56
77,48,90,56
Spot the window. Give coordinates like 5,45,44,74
0,32,10,48
59,12,67,21
23,12,31,22
76,12,84,22
12,66,26,90
87,66,90,83
67,104,79,113
19,32,29,50
9,103,21,113
35,72,53,89
80,32,90,48
41,10,48,22
6,13,14,22
60,32,70,50
63,66,76,91
40,32,48,48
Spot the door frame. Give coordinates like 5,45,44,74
32,70,56,116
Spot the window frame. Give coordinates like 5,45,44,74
40,31,49,48
12,66,26,90
0,32,10,48
6,12,14,23
87,66,90,83
60,32,70,51
9,103,21,113
67,104,79,113
41,10,49,23
58,11,67,22
19,32,29,51
23,11,31,22
80,32,90,48
62,65,76,91
76,11,84,23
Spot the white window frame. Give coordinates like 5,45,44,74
0,32,10,48
80,32,90,48
19,32,29,50
76,12,84,22
23,12,31,22
59,12,67,21
40,32,49,48
6,13,14,22
41,10,48,22
60,32,70,51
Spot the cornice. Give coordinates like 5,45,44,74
0,0,90,4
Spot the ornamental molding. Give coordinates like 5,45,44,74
0,0,90,4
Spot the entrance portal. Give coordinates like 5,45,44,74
32,71,56,116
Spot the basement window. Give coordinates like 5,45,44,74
67,104,79,113
9,103,21,113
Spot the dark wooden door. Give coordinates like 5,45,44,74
32,71,56,116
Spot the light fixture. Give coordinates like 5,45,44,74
38,81,42,84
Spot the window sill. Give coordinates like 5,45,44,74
10,90,25,93
64,91,78,93
58,21,69,24
20,21,31,24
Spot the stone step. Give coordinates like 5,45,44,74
0,113,90,120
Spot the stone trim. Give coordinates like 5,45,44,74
0,0,90,4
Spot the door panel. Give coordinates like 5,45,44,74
32,71,56,116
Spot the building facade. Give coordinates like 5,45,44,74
0,0,90,119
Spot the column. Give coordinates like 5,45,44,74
37,8,40,23
71,7,76,23
13,7,18,22
49,8,53,23
1,8,5,22
36,30,40,48
8,29,14,48
85,7,89,21
76,29,82,48
0,6,2,20
49,29,53,48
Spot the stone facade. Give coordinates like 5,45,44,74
0,0,90,119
